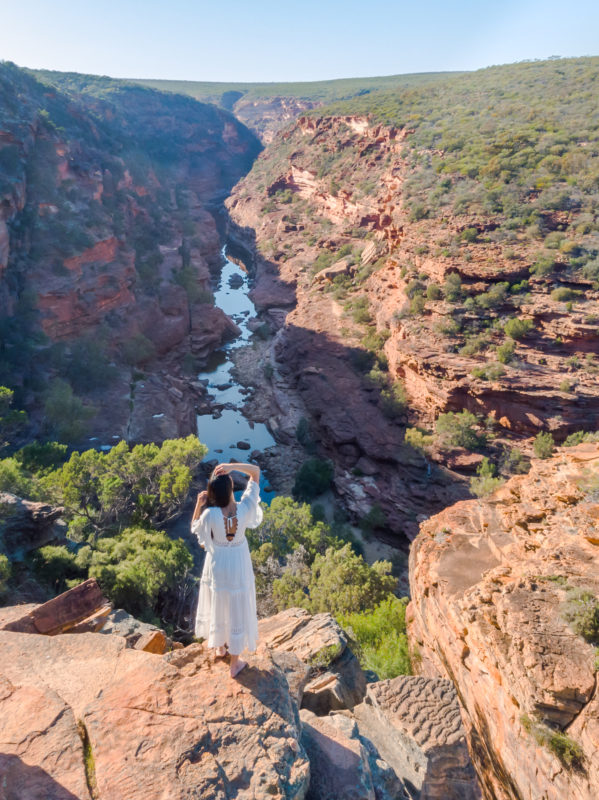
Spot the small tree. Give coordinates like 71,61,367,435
306,543,396,616
470,457,504,497
293,458,333,502
533,431,555,459
504,317,534,340
435,410,486,450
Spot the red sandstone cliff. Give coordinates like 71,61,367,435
226,113,599,537
0,65,260,443
408,443,599,799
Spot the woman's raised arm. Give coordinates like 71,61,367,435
213,462,260,483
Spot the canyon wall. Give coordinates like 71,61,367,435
408,443,599,799
0,64,261,443
226,111,599,538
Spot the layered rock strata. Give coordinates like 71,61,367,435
408,443,599,799
227,112,599,536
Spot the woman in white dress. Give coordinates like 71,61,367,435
191,462,262,677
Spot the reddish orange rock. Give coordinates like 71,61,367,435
408,443,599,800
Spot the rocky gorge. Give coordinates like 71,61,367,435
1,56,599,800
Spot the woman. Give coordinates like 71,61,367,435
191,462,262,677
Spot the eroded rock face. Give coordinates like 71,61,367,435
0,630,310,800
408,443,599,800
0,492,66,561
258,607,366,714
352,676,481,800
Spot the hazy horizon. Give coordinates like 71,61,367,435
1,0,598,84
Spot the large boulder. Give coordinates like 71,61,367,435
0,492,66,560
0,629,310,800
408,443,599,800
258,607,366,714
352,676,480,800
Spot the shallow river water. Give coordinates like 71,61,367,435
195,248,276,500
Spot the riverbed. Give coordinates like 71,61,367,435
195,248,276,500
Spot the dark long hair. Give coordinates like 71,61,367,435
206,473,234,508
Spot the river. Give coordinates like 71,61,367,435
195,247,276,501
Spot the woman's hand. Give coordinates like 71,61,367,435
197,490,208,504
212,464,229,477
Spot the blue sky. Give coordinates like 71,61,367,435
1,0,597,82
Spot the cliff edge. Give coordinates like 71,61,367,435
408,443,599,799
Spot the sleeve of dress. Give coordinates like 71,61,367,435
238,479,263,529
191,508,211,547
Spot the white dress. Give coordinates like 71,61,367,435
192,480,263,653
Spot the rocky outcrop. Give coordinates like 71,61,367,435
0,585,484,799
408,442,599,799
0,630,309,800
258,607,367,714
0,492,66,561
352,677,481,800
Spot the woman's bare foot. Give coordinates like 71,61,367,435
215,645,227,658
229,656,247,678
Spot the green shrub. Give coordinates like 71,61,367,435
0,457,36,498
533,431,555,459
122,334,156,366
530,256,555,276
443,273,463,302
474,282,509,309
15,442,68,475
339,596,411,679
43,379,95,444
379,382,407,419
521,714,584,770
501,447,529,475
293,458,334,501
42,435,206,541
496,339,516,363
470,458,504,497
426,283,442,300
359,504,387,537
563,430,599,447
0,386,27,451
88,527,192,618
305,543,396,615
504,317,534,340
435,410,486,450
562,588,599,643
471,362,505,381
551,287,582,303
409,204,428,222
459,333,490,356
405,427,434,452
0,553,10,595
459,227,479,243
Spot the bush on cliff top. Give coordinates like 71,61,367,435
34,527,192,621
42,435,206,541
339,595,411,679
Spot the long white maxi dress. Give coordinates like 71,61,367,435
192,479,263,653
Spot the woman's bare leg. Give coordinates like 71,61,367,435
229,653,247,677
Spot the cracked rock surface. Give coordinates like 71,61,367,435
408,443,599,800
0,631,309,800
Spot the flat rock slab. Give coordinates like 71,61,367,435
0,631,309,800
0,675,91,800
